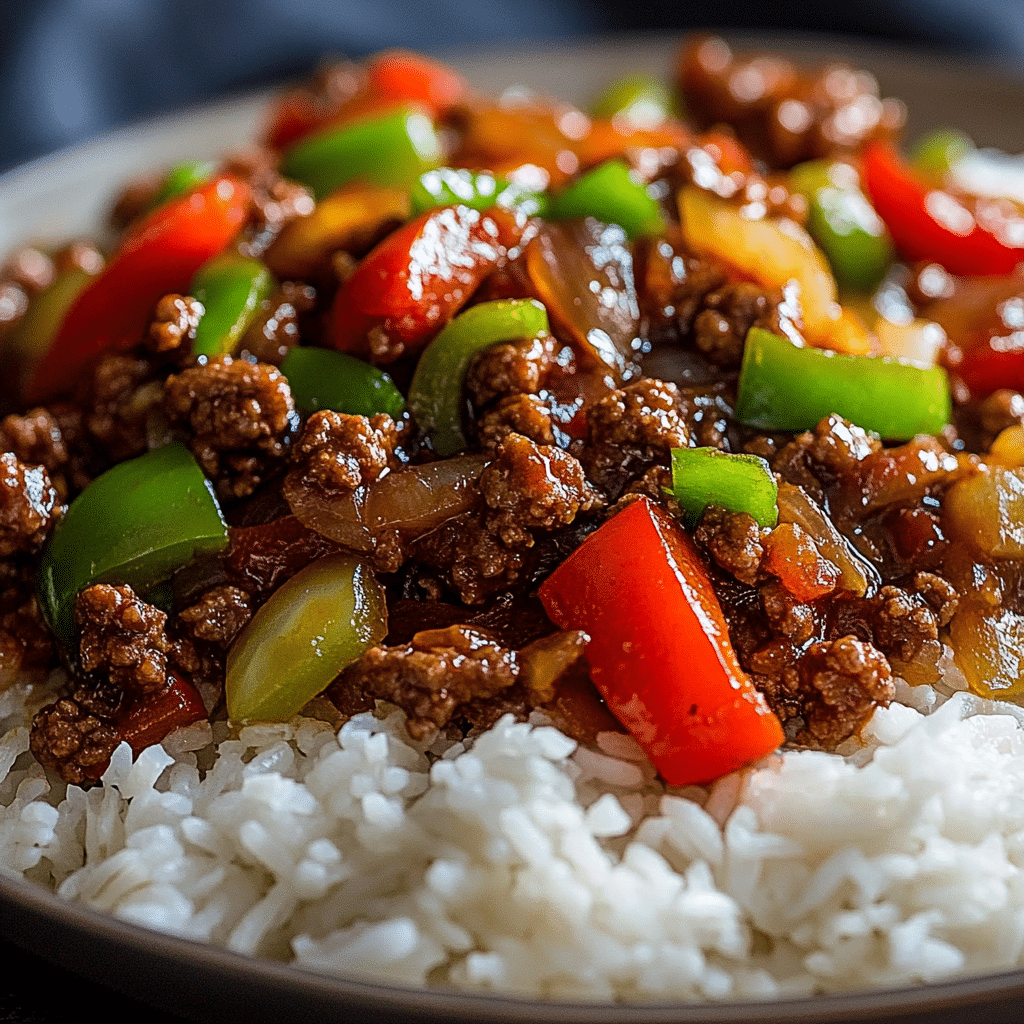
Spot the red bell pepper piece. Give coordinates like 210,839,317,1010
365,50,467,113
862,142,1024,277
539,496,784,785
26,176,251,402
954,341,1024,397
330,204,525,362
118,670,208,756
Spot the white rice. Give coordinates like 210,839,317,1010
2,666,1024,1002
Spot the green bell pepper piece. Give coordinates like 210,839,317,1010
789,160,894,293
547,159,665,239
226,553,387,721
281,107,443,201
912,129,974,178
281,347,406,420
670,447,778,529
152,160,217,208
589,75,674,127
189,252,275,358
38,443,229,647
6,266,95,367
408,298,550,456
409,167,547,218
735,327,952,441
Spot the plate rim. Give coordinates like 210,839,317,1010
2,28,1024,1024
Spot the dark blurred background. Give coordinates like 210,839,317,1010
1,0,1023,174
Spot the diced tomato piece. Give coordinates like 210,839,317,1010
330,204,525,362
539,496,784,785
26,176,251,402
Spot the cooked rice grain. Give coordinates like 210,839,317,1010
2,680,1023,1001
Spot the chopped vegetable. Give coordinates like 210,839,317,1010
789,159,894,293
330,203,525,361
281,346,406,420
589,75,674,128
539,496,784,785
410,167,547,218
152,160,217,208
912,129,974,178
678,184,871,353
226,553,387,721
38,443,229,647
547,159,665,238
190,252,275,357
862,141,1024,276
522,218,640,375
670,447,778,528
263,184,408,281
943,464,1024,559
364,49,467,114
408,298,549,455
119,670,208,756
26,175,250,401
281,107,443,201
5,261,102,392
735,326,951,440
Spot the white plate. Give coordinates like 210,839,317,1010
2,31,1023,1024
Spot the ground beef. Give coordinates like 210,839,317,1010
163,356,297,500
912,571,959,626
79,353,164,464
797,636,894,746
692,281,782,368
757,634,893,749
678,34,903,169
286,410,401,495
773,415,881,500
239,281,317,366
871,585,940,663
476,394,556,451
695,505,766,586
0,452,60,557
410,510,530,606
30,687,122,787
466,334,558,408
0,408,70,485
223,150,316,258
0,598,54,687
75,584,172,696
147,293,203,356
177,585,253,649
480,433,599,549
332,625,518,740
579,378,690,499
637,239,727,348
759,580,817,644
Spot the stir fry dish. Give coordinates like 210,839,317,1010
2,37,1023,786
1,36,1024,999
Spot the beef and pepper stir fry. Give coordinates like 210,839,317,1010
2,36,1023,790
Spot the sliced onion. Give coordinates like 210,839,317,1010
523,219,640,376
874,316,946,367
285,454,487,549
518,628,589,704
363,455,487,533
